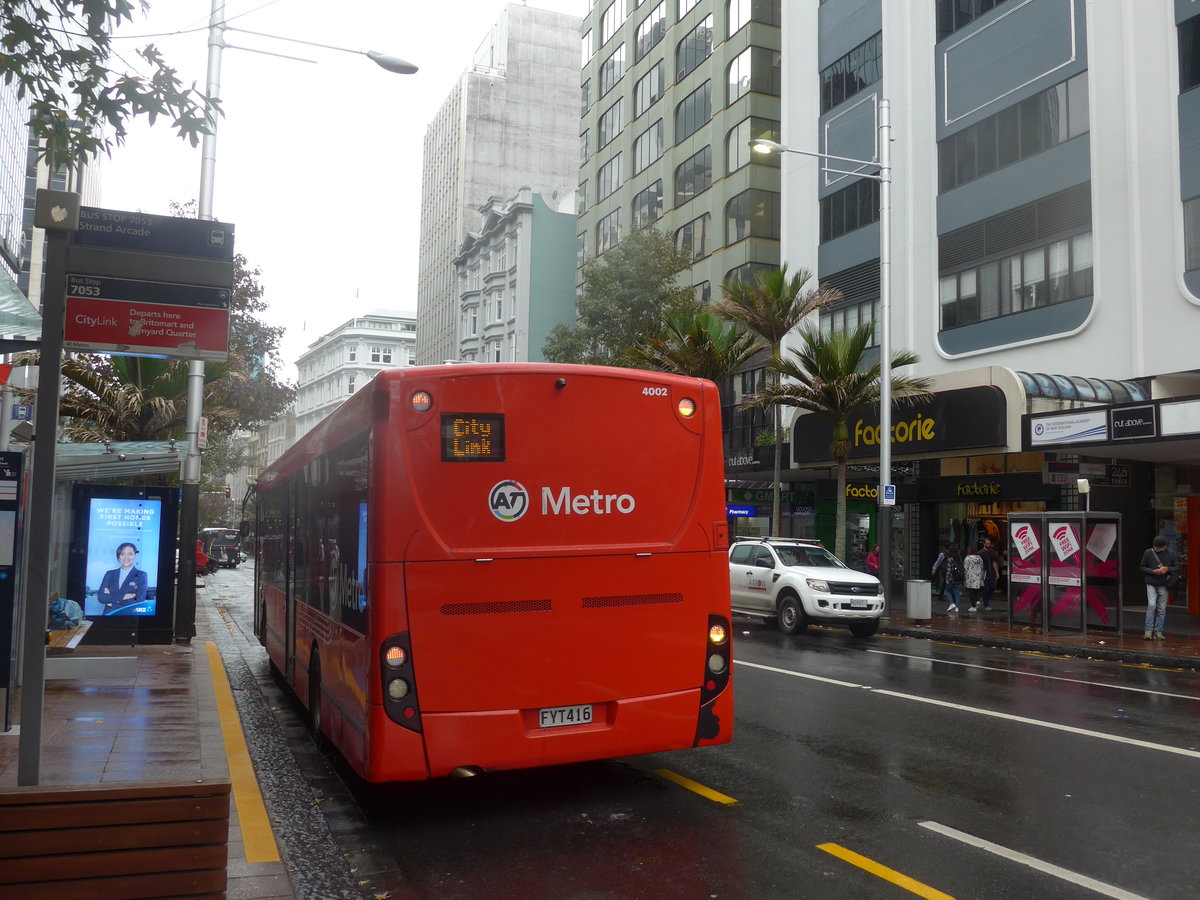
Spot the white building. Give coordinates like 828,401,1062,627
293,309,417,440
415,4,581,365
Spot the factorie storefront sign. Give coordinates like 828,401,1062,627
792,386,1006,463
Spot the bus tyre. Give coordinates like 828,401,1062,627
307,651,325,749
849,620,879,638
777,595,808,635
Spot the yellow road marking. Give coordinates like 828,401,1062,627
653,768,739,805
818,842,954,899
1119,661,1186,673
205,641,281,863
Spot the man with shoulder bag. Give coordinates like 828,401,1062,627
1139,535,1181,640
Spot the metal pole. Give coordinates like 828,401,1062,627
876,100,894,609
176,0,226,642
18,190,78,784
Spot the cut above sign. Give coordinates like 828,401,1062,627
792,386,1006,464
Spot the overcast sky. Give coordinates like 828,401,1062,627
101,0,586,378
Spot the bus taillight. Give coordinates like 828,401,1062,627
677,397,696,418
411,390,433,412
381,634,422,732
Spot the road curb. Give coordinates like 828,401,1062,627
879,624,1200,670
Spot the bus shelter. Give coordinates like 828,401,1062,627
1007,512,1122,636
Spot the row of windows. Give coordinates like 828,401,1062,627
938,232,1093,330
820,32,881,114
584,186,779,269
938,73,1089,194
820,174,880,243
936,0,1011,43
819,299,880,349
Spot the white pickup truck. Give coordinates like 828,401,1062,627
729,538,884,637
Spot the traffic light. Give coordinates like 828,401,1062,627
224,487,231,498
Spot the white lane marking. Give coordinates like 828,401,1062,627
919,821,1150,900
866,648,1200,702
736,659,1200,760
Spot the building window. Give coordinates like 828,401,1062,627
578,231,588,269
370,346,393,364
674,145,712,205
635,2,666,62
725,189,780,244
1183,17,1200,93
1186,197,1200,272
601,43,627,96
936,0,1011,42
728,0,781,37
633,119,664,173
596,208,622,254
939,231,1093,330
726,117,780,174
632,180,664,228
601,2,621,45
582,30,593,67
347,376,356,395
599,97,625,148
581,78,591,115
820,300,879,348
727,46,781,106
725,261,774,285
820,174,880,242
820,32,881,114
676,14,713,82
634,60,665,118
676,212,712,261
678,0,700,18
347,344,357,362
938,74,1089,193
580,129,590,164
674,80,711,142
693,281,711,303
598,153,624,199
577,180,589,215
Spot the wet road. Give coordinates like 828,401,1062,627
208,566,1200,899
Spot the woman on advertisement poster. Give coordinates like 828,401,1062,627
98,542,148,613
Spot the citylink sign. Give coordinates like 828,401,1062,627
792,386,1006,463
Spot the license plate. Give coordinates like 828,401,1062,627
850,600,869,609
538,704,593,729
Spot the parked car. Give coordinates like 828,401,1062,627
199,528,241,569
729,538,883,637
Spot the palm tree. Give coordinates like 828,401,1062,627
633,306,764,383
715,265,841,535
743,322,933,560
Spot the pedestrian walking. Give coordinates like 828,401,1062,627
962,545,985,612
866,544,880,578
938,543,963,614
975,538,1001,611
930,544,949,602
1139,535,1181,640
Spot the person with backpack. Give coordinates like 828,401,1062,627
962,545,985,612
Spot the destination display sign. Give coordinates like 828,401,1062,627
73,207,234,261
64,274,232,361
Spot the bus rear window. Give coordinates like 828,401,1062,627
442,413,505,462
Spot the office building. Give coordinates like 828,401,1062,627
415,4,582,366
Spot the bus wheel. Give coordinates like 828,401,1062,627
307,651,325,749
777,595,808,635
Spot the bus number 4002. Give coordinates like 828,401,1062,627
642,387,668,396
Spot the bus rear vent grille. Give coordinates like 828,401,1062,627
440,599,553,616
582,592,684,609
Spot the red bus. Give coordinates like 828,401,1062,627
254,363,732,782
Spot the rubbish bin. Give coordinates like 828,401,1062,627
906,579,932,620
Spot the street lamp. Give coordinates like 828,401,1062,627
750,99,896,604
173,0,417,639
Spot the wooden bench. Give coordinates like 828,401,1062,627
0,779,231,899
47,619,92,651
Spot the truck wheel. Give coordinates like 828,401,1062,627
777,595,808,635
849,619,880,638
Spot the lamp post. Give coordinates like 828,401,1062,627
751,98,895,604
173,0,417,640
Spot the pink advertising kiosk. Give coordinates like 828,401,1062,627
1007,512,1122,636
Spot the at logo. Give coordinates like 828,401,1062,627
489,480,529,522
